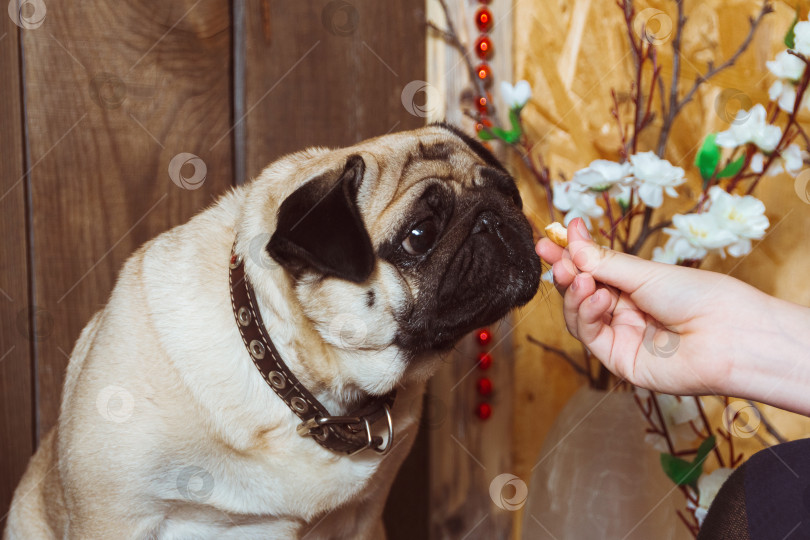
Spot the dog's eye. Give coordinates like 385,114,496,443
402,220,438,255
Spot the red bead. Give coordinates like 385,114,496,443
474,36,493,60
477,352,493,370
476,402,492,420
475,63,493,88
476,94,490,114
475,7,493,32
476,328,492,345
477,377,493,396
474,117,492,134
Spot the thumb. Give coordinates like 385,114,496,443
566,218,659,294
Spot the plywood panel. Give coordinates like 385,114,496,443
0,14,33,530
21,0,233,437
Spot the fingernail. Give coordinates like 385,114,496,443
577,219,591,239
589,290,600,303
571,276,579,291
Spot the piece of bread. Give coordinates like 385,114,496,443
545,222,568,248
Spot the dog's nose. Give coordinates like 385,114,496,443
472,210,501,235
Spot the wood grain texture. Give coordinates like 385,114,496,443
242,1,427,536
21,0,233,438
243,0,427,179
0,16,33,530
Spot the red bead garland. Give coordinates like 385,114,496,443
471,0,496,420
476,328,492,345
476,63,492,87
474,327,493,420
475,7,493,32
474,36,493,60
477,377,493,396
476,402,492,420
472,0,495,115
477,352,493,369
476,94,490,114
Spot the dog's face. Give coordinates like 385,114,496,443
247,124,540,392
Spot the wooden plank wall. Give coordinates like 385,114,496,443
0,10,33,533
1,0,427,535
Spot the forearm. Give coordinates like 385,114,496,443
725,294,810,416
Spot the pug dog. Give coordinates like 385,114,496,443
5,123,541,539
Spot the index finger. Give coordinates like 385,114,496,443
536,237,564,264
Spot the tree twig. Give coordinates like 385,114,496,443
527,335,593,383
656,2,773,155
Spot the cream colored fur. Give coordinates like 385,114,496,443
4,127,490,539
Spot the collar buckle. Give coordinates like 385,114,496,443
296,404,394,456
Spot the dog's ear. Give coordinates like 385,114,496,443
267,155,375,283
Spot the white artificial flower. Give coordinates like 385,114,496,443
715,104,782,152
768,79,798,113
766,50,805,80
614,183,633,208
707,186,769,257
782,143,804,176
551,180,604,229
693,506,709,527
697,467,736,519
629,152,686,208
541,268,554,284
637,390,705,451
571,159,632,193
665,213,738,260
751,144,804,177
794,21,810,56
749,152,781,176
767,51,807,113
657,394,702,425
652,243,680,264
500,80,532,109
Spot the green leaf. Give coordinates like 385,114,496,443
509,108,522,131
695,435,716,466
695,133,721,182
660,454,698,486
786,12,798,50
660,435,716,489
718,155,745,178
490,127,510,141
477,129,495,141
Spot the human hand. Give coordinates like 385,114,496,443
535,218,777,397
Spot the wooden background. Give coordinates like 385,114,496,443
0,0,428,535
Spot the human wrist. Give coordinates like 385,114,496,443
725,294,810,415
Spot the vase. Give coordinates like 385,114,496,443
521,386,690,540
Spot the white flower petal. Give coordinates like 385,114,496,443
698,468,736,510
782,144,804,176
778,84,798,113
715,104,783,152
795,21,810,56
652,246,679,264
766,50,805,80
750,152,764,173
727,239,752,257
637,183,664,208
500,80,532,108
513,80,532,107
